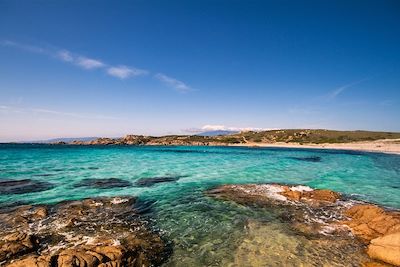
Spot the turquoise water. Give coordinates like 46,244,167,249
1,144,400,265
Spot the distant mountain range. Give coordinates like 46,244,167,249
27,137,99,143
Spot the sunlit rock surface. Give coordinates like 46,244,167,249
0,197,170,267
207,183,400,266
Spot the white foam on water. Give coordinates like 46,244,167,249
111,197,129,204
237,184,288,201
92,201,103,207
290,185,313,192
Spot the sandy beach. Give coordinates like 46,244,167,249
239,139,400,155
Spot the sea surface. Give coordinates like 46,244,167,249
1,144,400,266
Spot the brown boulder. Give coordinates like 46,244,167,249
344,205,400,242
281,187,341,203
0,197,170,266
367,232,400,266
302,189,341,203
0,232,38,262
7,255,52,267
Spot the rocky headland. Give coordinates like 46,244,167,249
48,129,400,154
206,184,400,266
0,197,170,267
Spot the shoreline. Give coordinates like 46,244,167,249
2,138,400,155
233,139,400,155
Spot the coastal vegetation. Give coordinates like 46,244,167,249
65,129,400,146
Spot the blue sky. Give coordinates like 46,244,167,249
0,0,399,141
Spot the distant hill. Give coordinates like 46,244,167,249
196,130,239,136
29,137,99,143
65,129,400,146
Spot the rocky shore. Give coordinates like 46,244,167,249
0,197,170,267
53,132,400,155
206,184,400,266
1,182,399,266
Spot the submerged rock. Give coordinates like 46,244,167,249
232,220,369,267
0,179,53,195
206,183,400,266
74,178,132,189
288,156,322,162
0,197,170,266
135,176,181,187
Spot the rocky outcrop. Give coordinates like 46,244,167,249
0,233,39,263
343,204,400,266
0,197,170,266
343,205,400,242
206,184,341,207
207,183,400,266
69,134,240,146
367,233,400,266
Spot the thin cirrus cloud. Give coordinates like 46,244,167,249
0,105,120,120
57,50,105,69
107,65,149,79
328,77,371,99
1,40,192,90
155,73,192,92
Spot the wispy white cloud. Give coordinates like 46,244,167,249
107,65,148,79
0,105,120,120
2,40,193,91
155,73,192,92
329,78,371,99
2,40,143,78
57,50,104,69
57,50,74,62
0,40,50,55
76,56,105,69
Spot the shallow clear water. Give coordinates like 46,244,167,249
1,144,399,265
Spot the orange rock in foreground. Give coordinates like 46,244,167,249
207,183,400,266
367,232,400,266
343,204,400,266
281,187,341,203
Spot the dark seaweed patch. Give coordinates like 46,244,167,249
33,173,55,177
0,201,30,212
74,178,132,189
134,176,182,187
288,156,322,162
74,178,131,189
0,179,53,194
133,199,157,215
87,166,100,170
